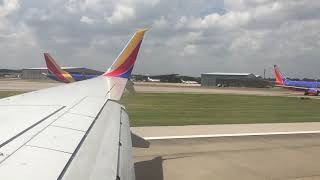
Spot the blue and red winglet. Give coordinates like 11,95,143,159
104,29,148,79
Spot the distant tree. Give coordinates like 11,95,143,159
302,78,316,82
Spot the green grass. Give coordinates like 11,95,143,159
0,91,25,98
2,91,320,127
121,93,320,126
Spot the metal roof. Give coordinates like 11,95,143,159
202,72,254,76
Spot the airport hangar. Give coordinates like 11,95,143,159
201,72,269,87
21,67,103,80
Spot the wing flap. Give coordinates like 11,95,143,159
61,101,122,180
118,108,135,180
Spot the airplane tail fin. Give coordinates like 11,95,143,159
104,29,148,79
44,53,74,83
44,53,64,75
274,65,285,85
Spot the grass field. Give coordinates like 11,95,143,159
121,93,320,126
0,91,25,98
1,91,320,127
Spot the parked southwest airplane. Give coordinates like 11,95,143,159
44,53,99,83
274,65,320,95
0,29,147,179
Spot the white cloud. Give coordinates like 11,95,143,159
229,30,265,52
65,0,106,13
180,44,197,56
65,0,78,13
153,16,168,29
24,8,49,21
186,11,251,30
80,0,103,11
138,0,159,7
80,15,95,24
0,0,19,17
0,22,38,54
254,2,282,18
0,0,320,78
106,4,135,24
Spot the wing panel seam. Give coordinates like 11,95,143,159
67,112,95,118
0,96,92,165
50,125,86,132
0,106,65,149
56,99,111,180
24,145,72,154
56,83,116,180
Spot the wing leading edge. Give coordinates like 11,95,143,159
0,29,147,180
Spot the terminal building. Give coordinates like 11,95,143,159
201,72,268,87
21,67,103,80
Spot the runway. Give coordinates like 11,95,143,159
0,79,309,98
131,122,320,139
0,79,60,91
134,82,299,97
134,134,320,180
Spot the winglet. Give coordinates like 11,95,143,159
44,53,75,83
104,29,148,79
274,65,285,85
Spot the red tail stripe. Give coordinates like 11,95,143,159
44,54,69,82
274,67,284,85
105,41,142,77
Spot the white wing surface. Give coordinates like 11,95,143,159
0,29,147,180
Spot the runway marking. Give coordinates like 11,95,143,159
144,130,320,140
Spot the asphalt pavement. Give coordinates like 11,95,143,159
134,134,320,180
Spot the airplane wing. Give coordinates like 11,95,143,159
0,29,147,180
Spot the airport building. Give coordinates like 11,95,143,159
0,69,21,78
201,72,268,87
21,67,103,80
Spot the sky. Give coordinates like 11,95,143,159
0,0,320,78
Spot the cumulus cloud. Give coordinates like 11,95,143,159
188,11,251,29
181,44,197,56
106,4,135,24
0,0,319,79
80,16,95,24
65,0,105,13
153,16,168,29
0,0,19,17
